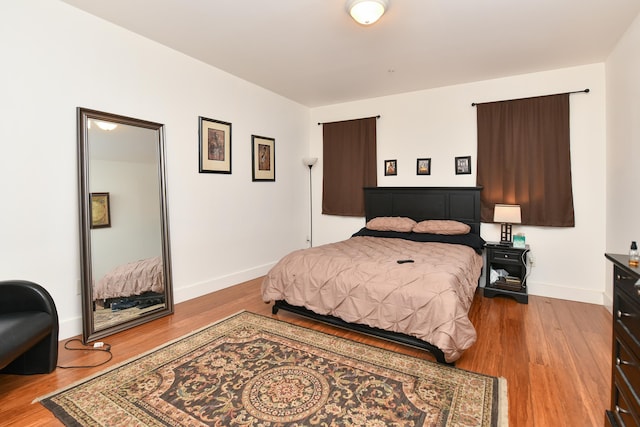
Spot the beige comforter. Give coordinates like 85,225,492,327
94,256,164,300
262,236,483,362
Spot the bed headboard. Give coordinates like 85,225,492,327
363,187,482,236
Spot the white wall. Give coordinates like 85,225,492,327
90,160,162,280
605,12,640,307
310,64,607,304
3,1,635,340
0,1,310,339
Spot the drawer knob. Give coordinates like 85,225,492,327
617,357,634,367
618,310,633,318
616,405,631,415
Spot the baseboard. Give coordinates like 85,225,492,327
57,263,276,341
59,268,609,341
59,316,83,341
527,280,605,305
173,262,275,303
602,292,613,314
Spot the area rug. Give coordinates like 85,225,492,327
37,311,507,426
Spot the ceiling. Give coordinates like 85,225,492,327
61,0,640,107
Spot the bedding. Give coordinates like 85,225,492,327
412,219,471,235
365,216,416,232
93,256,164,301
262,233,484,363
352,227,485,253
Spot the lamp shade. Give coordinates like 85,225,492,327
346,0,389,25
493,204,522,224
303,157,318,167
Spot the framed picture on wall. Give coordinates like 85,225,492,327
252,135,275,181
199,116,232,174
455,156,471,175
417,158,431,175
90,192,111,229
384,159,397,176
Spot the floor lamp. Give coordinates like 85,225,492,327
303,157,318,247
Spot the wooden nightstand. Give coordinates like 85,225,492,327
483,242,529,304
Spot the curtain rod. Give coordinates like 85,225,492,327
318,115,380,125
471,89,589,107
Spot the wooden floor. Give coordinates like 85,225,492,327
0,277,612,427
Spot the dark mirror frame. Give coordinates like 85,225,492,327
77,107,173,343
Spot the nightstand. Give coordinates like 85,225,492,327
483,242,529,304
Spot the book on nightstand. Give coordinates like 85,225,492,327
494,276,522,291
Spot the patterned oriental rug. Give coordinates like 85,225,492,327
37,311,507,426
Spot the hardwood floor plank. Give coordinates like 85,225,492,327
0,277,611,426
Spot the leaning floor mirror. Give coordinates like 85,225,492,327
77,107,173,343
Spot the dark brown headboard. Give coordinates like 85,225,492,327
363,187,482,235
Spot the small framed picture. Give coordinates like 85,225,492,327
90,192,111,229
417,158,431,175
199,116,232,174
252,135,275,181
384,159,397,176
455,156,471,175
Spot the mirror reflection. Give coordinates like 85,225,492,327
78,108,173,343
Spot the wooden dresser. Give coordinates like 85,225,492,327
606,253,640,427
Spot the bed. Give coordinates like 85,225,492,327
93,256,164,308
262,186,485,364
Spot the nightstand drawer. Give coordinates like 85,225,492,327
491,249,522,263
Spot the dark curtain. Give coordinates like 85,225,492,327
476,93,575,226
322,117,377,216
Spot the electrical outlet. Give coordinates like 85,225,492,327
77,279,82,295
528,253,536,267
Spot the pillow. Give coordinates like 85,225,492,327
352,227,486,254
412,220,471,235
366,216,417,233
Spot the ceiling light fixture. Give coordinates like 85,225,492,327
346,0,389,26
88,119,118,131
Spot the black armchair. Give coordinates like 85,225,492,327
0,280,59,374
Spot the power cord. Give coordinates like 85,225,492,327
56,338,113,369
521,249,532,285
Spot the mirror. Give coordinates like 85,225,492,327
77,107,173,343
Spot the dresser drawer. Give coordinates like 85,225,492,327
612,378,640,427
615,337,640,418
606,410,619,427
616,290,640,353
615,265,640,300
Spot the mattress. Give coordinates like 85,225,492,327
262,234,483,362
94,256,164,301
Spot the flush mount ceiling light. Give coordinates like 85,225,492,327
346,0,389,25
88,119,118,131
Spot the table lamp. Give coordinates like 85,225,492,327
493,204,521,245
